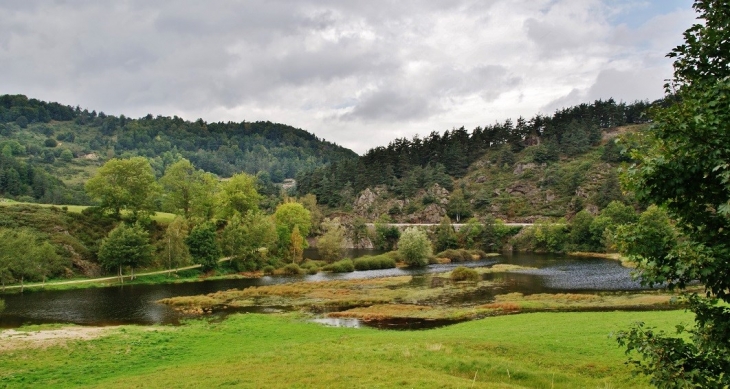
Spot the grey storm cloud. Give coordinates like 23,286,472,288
0,0,697,153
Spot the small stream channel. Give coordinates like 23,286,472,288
0,252,646,329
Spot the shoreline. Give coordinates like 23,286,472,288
1,251,629,294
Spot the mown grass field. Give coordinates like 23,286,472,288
0,310,691,388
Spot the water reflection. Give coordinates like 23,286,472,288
0,252,644,328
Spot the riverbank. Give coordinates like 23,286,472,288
0,310,690,388
160,263,680,322
0,258,241,293
0,250,634,294
568,251,637,268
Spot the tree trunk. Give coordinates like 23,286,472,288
168,237,172,277
20,276,24,293
131,267,135,281
119,265,123,284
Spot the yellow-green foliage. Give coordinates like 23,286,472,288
435,248,488,262
450,266,480,282
353,254,396,270
322,259,354,273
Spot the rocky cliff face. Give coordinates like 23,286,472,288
348,142,626,223
353,184,448,223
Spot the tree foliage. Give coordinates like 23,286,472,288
373,219,400,251
317,218,346,262
433,216,458,253
185,223,221,271
159,216,192,273
98,223,153,280
616,2,730,386
85,157,160,217
398,227,432,267
273,201,312,238
297,99,652,205
0,228,63,291
160,159,217,219
221,211,277,271
215,173,261,219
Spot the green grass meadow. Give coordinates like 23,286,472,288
0,200,177,223
0,310,692,388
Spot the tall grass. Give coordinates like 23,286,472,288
353,254,396,270
322,259,354,273
435,248,489,262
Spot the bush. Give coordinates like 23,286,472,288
353,255,396,270
44,138,58,148
435,249,471,262
374,223,400,251
299,260,322,275
509,221,568,253
262,265,275,275
281,263,304,275
398,227,432,267
322,259,354,273
450,266,480,282
60,149,74,162
316,218,346,262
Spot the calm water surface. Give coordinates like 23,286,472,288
0,252,644,328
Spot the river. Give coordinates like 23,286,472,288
0,252,645,329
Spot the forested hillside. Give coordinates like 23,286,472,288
296,99,652,221
0,94,357,204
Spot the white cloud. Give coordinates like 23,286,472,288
0,0,697,153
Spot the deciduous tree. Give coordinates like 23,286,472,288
160,216,192,275
616,2,730,386
0,228,62,291
317,218,346,262
215,173,261,219
160,159,217,219
274,201,312,237
398,227,432,267
221,211,277,270
98,223,153,282
85,157,161,218
185,223,221,272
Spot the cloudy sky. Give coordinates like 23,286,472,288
1,0,696,154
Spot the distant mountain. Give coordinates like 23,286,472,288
0,94,357,204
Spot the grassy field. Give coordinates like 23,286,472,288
0,310,690,388
0,199,177,223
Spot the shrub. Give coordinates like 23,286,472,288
322,259,354,273
281,263,304,275
262,265,275,275
450,266,480,282
374,223,400,251
317,218,346,262
44,138,58,147
353,255,396,271
299,261,321,275
60,149,74,162
435,248,487,262
398,227,432,267
470,249,488,258
436,249,468,262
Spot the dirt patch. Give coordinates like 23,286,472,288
0,326,116,351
